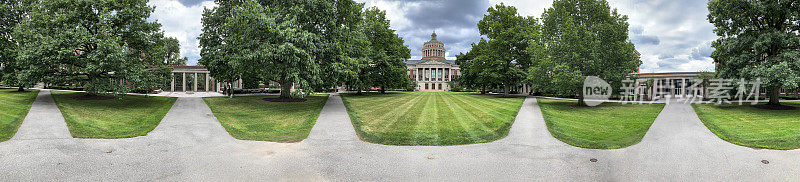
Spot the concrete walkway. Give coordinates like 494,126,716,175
0,93,797,181
306,94,360,141
12,90,71,140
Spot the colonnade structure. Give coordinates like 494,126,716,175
169,66,242,93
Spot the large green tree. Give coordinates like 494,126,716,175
361,7,411,94
467,3,540,97
200,0,318,99
455,39,498,94
200,0,368,99
0,0,35,91
151,36,187,67
708,0,800,106
533,0,640,106
16,0,169,96
261,0,367,91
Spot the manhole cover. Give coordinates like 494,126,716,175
761,160,769,164
590,158,598,162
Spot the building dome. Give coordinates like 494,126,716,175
422,31,445,59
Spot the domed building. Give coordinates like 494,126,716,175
405,31,461,91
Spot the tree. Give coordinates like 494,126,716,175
472,3,541,97
200,1,318,100
259,0,368,93
151,36,187,66
708,0,800,106
201,0,368,99
455,39,495,94
16,0,169,97
533,0,640,106
361,7,411,94
0,0,35,91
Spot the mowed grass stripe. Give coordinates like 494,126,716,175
412,93,441,145
204,94,329,142
357,94,419,116
438,93,483,141
341,91,525,146
0,89,39,142
537,98,663,149
692,103,800,149
373,94,425,122
447,94,513,129
362,94,421,115
441,93,493,133
454,94,519,115
372,94,426,133
376,93,428,144
461,95,521,114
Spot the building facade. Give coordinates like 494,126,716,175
405,32,461,91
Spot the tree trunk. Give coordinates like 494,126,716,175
577,90,587,106
768,87,780,106
279,80,292,99
480,86,487,94
17,86,24,92
380,87,386,94
356,88,362,95
503,84,510,97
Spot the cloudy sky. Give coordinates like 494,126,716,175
148,0,717,73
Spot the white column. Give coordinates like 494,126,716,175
182,73,186,92
170,73,175,92
193,72,198,92
205,73,210,92
425,68,429,81
417,69,420,81
682,78,687,98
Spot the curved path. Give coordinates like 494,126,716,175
0,92,797,181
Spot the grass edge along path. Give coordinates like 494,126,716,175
341,92,525,146
0,89,39,141
51,91,177,138
537,98,665,149
203,94,329,142
692,103,800,150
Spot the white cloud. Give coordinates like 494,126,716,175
148,0,217,66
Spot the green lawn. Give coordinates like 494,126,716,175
0,89,39,141
341,92,525,146
537,98,664,149
51,91,177,138
203,94,329,142
692,102,800,150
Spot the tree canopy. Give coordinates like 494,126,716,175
200,0,407,99
200,0,319,99
0,0,35,91
13,0,176,96
708,0,800,106
361,7,411,93
457,3,541,97
532,0,640,105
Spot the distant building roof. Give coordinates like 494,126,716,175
404,59,458,66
